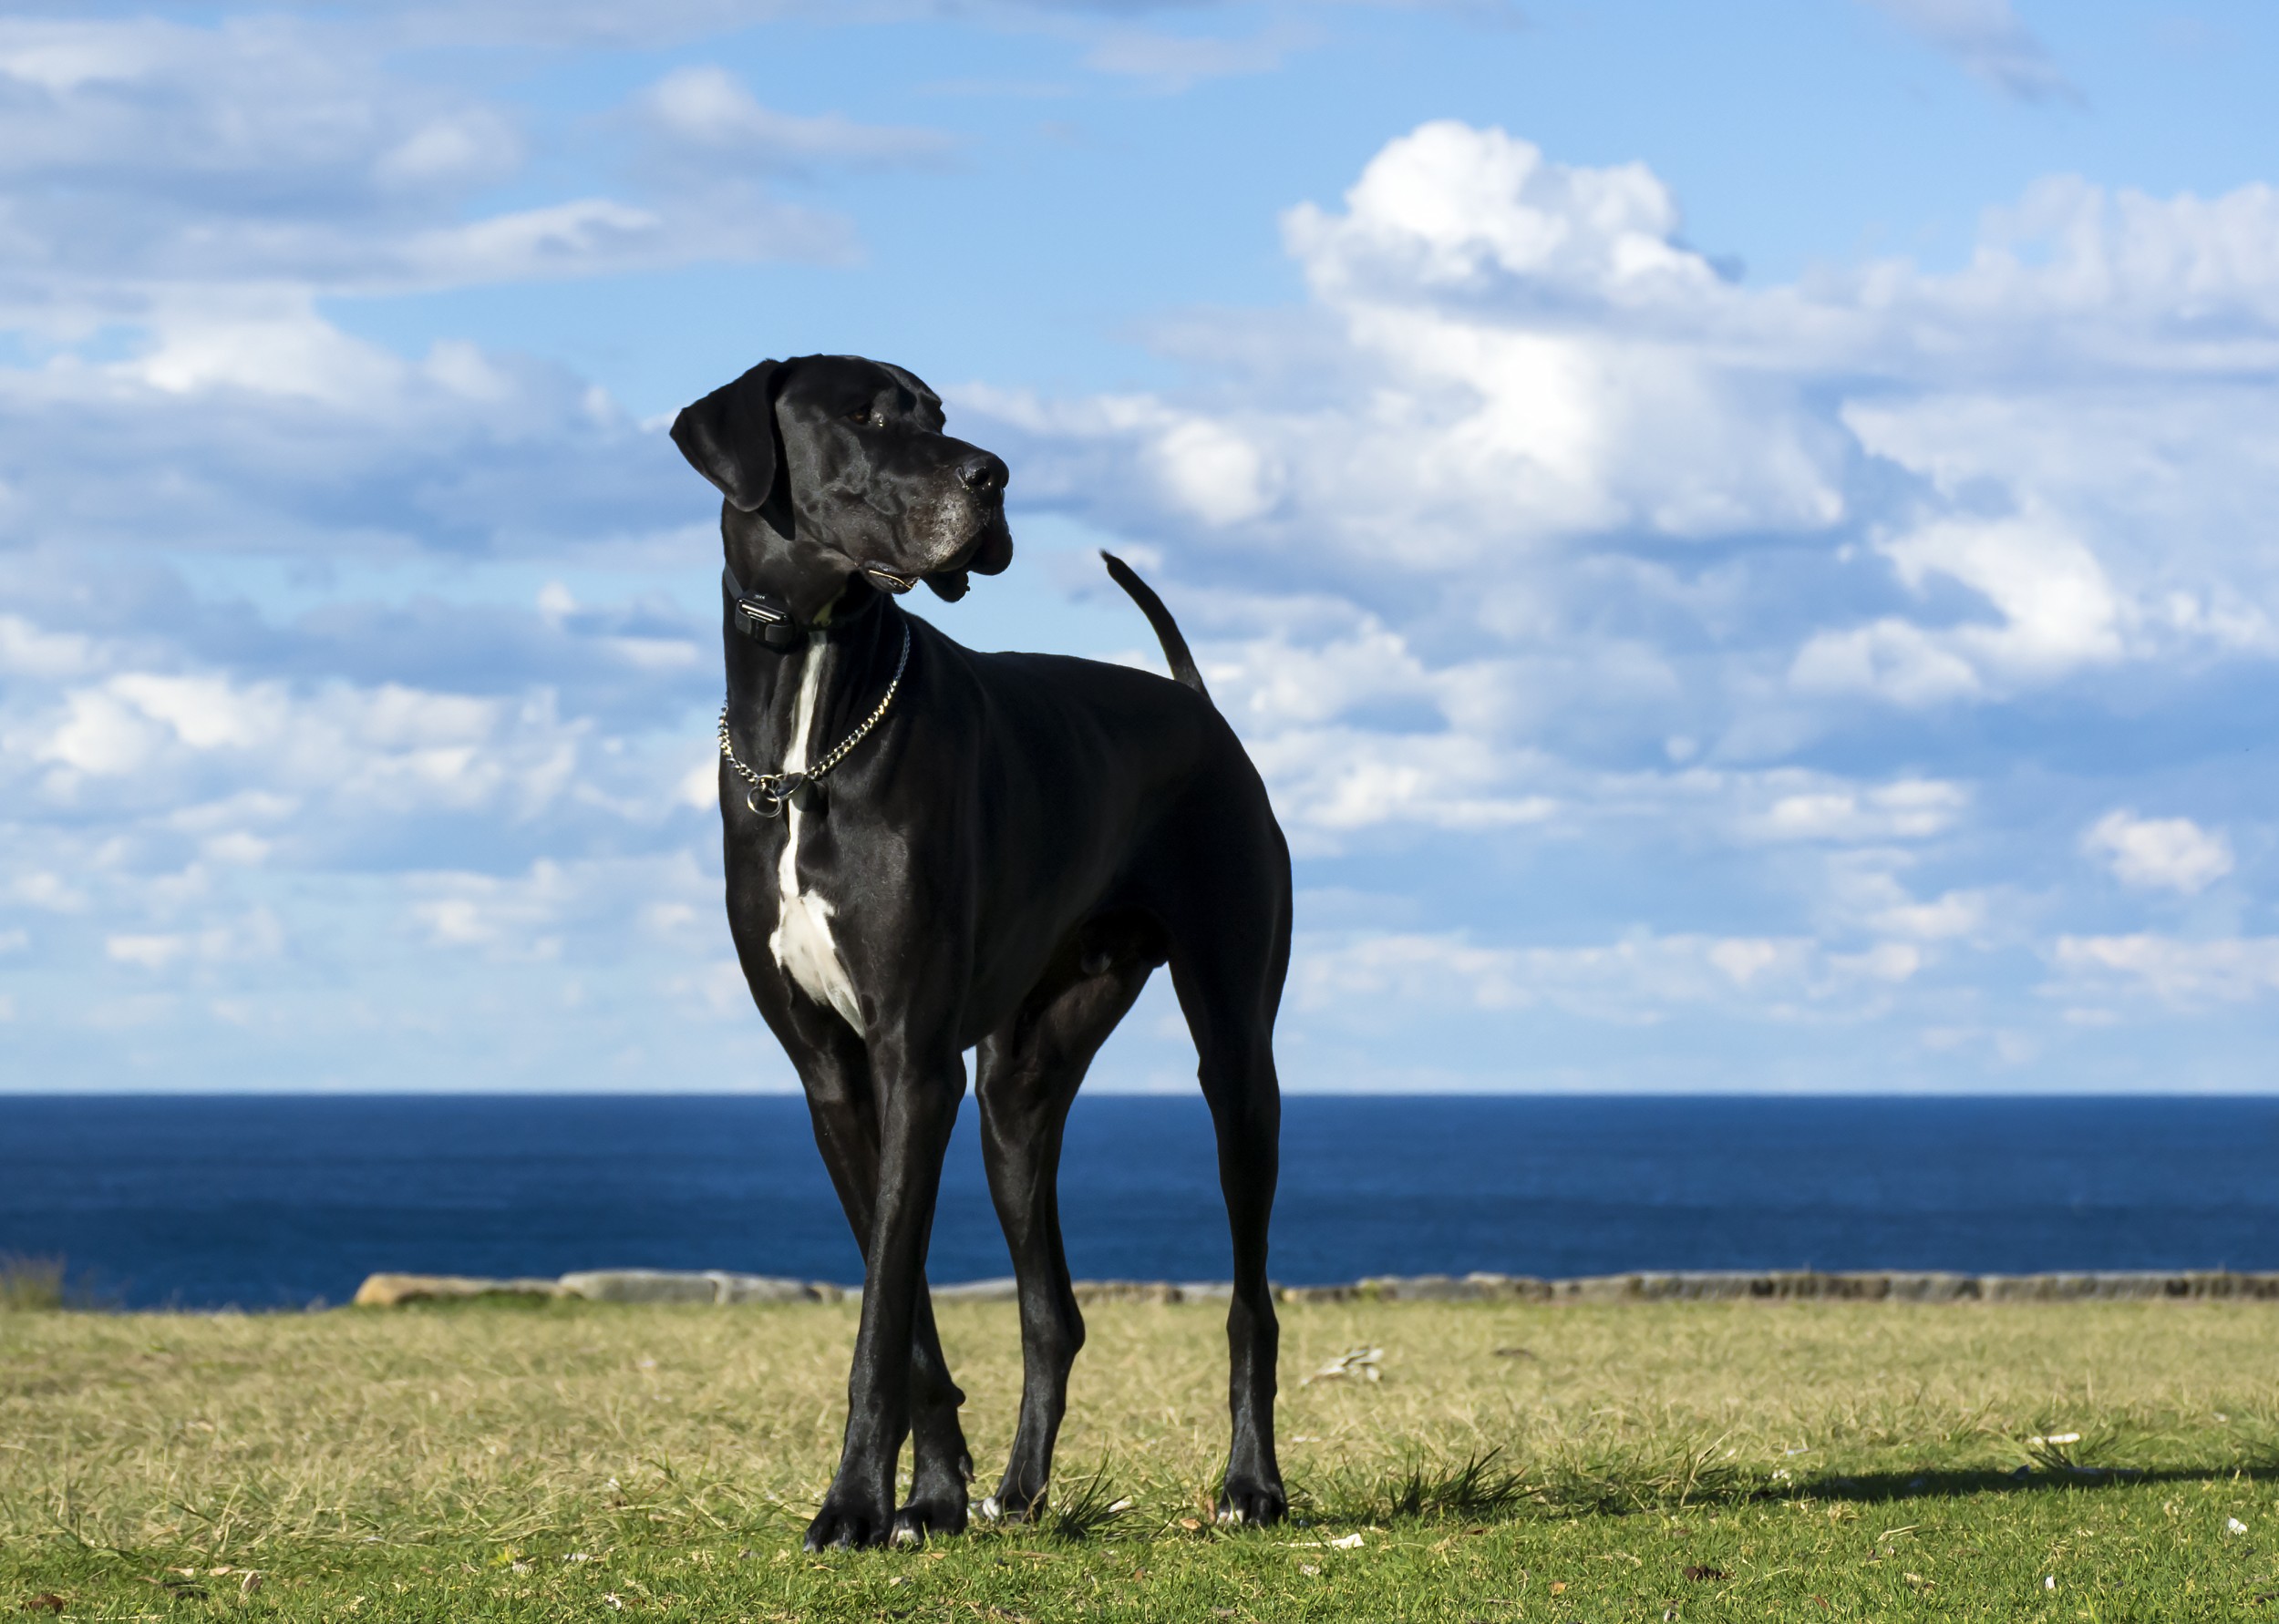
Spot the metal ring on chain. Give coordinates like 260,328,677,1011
718,621,912,817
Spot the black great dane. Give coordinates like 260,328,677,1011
672,355,1292,1550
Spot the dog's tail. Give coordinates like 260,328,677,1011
1102,551,1211,704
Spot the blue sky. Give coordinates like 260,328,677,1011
6,0,2279,1093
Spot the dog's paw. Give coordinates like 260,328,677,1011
981,1478,1047,1525
891,1444,970,1546
804,1491,892,1551
890,1492,968,1547
1215,1474,1287,1528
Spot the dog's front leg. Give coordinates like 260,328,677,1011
792,1032,973,1542
806,1046,964,1551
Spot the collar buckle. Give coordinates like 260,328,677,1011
724,565,807,649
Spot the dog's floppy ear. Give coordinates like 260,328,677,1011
671,359,785,513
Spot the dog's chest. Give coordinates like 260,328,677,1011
766,637,865,1034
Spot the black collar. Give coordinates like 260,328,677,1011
722,561,881,651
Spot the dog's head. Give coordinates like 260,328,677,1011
672,355,1013,604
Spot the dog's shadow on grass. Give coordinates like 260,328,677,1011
1783,1463,2279,1507
789,1454,2279,1550
1290,1445,2279,1535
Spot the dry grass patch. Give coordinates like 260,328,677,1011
7,1299,2279,1618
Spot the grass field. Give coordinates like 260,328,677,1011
6,1296,2279,1619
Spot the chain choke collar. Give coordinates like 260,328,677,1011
717,618,911,818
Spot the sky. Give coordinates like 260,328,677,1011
5,0,2279,1094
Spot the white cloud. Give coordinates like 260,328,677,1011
1739,777,1968,843
409,859,572,955
1254,726,1557,845
0,294,695,563
0,15,861,317
1789,618,1985,705
1290,120,1713,303
11,871,87,912
1294,925,1920,1027
635,65,953,170
974,118,2279,860
1272,123,1848,550
105,909,282,972
1885,511,2124,675
1860,0,2078,103
1152,419,1280,526
2081,810,2234,894
1295,929,1773,1021
0,574,725,922
1793,509,2127,704
1871,888,1989,941
11,85,2279,1092
935,122,2279,1075
2054,933,2279,1005
15,668,585,820
0,614,99,678
1083,24,1310,90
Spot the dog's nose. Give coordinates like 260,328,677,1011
955,453,1007,495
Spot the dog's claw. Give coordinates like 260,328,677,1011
1215,1475,1287,1529
983,1480,1048,1524
890,1496,967,1547
804,1491,892,1551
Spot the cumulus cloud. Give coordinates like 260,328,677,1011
8,77,2279,1092
0,12,853,1090
0,274,735,591
0,16,889,315
1791,509,2128,704
947,118,2279,1079
17,668,588,822
978,121,2279,735
2081,810,2234,895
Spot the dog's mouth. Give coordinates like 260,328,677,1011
861,560,974,604
861,512,1013,605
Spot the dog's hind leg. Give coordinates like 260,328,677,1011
1166,868,1291,1527
790,1021,974,1546
974,942,1156,1522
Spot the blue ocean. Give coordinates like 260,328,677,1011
5,1095,2278,1310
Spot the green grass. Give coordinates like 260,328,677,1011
7,1297,2279,1619
0,1257,65,1314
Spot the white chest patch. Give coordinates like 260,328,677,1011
767,634,866,1034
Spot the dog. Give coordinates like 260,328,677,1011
672,355,1293,1550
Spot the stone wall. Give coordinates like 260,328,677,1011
351,1267,2279,1308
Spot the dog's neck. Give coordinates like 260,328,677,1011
722,510,868,631
721,522,906,776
